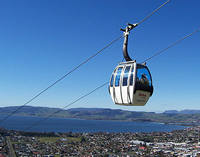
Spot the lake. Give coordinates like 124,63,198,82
0,116,187,133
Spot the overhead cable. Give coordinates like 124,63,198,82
0,0,171,125
24,82,109,131
26,25,200,131
0,35,123,125
137,0,170,26
142,27,200,63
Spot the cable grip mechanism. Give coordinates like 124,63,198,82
120,23,138,62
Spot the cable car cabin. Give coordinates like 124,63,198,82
109,61,153,106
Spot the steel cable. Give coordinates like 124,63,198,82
24,82,109,131
21,0,200,133
0,35,123,125
0,0,170,126
142,27,200,63
23,25,200,132
137,0,170,26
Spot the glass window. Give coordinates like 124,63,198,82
115,67,122,87
130,67,134,86
122,66,131,86
136,66,152,87
110,74,114,87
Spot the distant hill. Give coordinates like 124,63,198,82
0,106,69,117
163,110,179,114
164,110,200,114
1,106,200,125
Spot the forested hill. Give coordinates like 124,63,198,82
0,106,200,125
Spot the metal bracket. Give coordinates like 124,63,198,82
120,23,138,33
121,23,138,62
123,31,129,37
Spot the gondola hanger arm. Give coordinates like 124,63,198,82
120,23,138,62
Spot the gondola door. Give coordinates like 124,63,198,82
113,66,123,104
120,63,136,105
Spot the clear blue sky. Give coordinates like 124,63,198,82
0,0,199,112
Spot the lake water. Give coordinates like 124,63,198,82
0,116,187,133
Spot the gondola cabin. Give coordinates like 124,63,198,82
109,61,153,106
109,23,153,106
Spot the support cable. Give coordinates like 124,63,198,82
0,0,170,125
0,36,123,125
26,26,200,132
142,27,200,63
24,82,109,131
137,0,170,26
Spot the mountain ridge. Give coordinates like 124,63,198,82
0,106,200,126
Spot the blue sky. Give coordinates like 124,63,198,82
0,0,200,112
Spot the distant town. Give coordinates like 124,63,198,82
1,127,200,157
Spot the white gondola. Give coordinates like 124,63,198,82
109,23,153,106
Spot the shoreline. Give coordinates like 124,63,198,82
0,114,195,127
0,115,188,133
